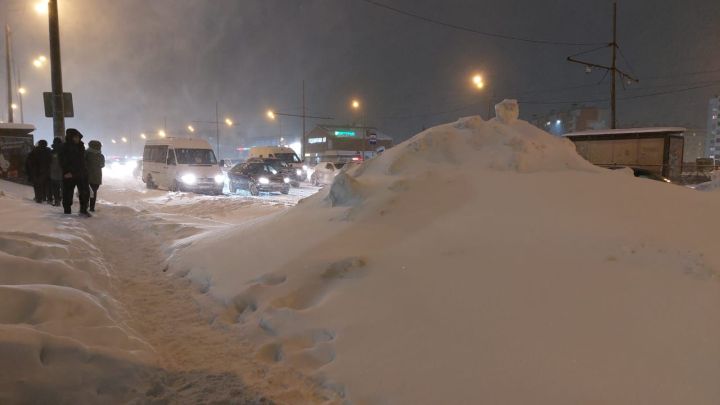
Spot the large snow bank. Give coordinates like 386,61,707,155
170,107,720,404
0,185,154,403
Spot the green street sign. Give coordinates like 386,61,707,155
334,130,356,137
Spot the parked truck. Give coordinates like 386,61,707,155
564,127,685,180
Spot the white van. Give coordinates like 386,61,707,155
249,146,306,182
142,138,225,194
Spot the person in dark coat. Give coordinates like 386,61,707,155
60,128,91,216
49,137,64,206
85,140,105,212
26,140,53,203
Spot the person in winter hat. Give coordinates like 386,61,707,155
25,140,53,203
48,137,64,206
60,128,91,217
85,140,105,212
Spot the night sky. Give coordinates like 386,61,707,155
3,0,719,156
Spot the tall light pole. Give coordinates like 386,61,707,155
48,0,66,140
5,25,13,123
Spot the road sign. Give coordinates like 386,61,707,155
368,131,378,145
43,92,74,118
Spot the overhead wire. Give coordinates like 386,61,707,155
356,0,607,47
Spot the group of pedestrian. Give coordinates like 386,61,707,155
25,128,105,217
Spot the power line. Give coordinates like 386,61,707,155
518,80,720,105
355,0,606,47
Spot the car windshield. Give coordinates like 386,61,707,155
175,148,217,165
266,160,289,170
246,163,278,175
274,153,301,164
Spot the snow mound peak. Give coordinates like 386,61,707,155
362,113,597,178
495,99,519,124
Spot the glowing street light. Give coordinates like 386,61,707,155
224,118,233,127
111,139,117,144
187,125,195,133
10,104,17,110
18,87,26,95
121,137,128,143
472,74,485,90
158,130,167,138
140,133,147,139
38,55,47,63
34,1,48,15
351,99,360,110
33,59,42,68
266,110,276,120
32,56,48,68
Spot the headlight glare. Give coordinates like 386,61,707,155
284,177,290,184
181,174,197,185
258,177,270,185
295,169,302,176
214,174,225,184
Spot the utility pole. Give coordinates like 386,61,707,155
567,1,637,129
215,101,220,158
48,0,66,140
5,25,13,123
301,80,306,160
610,1,618,129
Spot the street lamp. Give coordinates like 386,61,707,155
140,133,147,140
158,129,166,138
224,118,233,127
121,137,128,143
111,139,117,144
266,110,276,120
10,104,17,110
472,74,485,89
351,99,360,110
18,87,26,95
34,1,48,15
187,125,195,133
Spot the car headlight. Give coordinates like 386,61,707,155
295,169,303,176
214,174,225,184
258,177,270,185
181,174,197,185
283,177,290,184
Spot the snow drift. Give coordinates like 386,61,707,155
0,187,155,403
171,102,720,404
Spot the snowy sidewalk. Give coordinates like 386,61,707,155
0,181,337,403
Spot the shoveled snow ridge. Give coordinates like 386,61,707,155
170,110,720,404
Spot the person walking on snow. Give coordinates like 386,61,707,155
60,128,91,217
25,140,53,203
49,137,64,206
85,140,105,212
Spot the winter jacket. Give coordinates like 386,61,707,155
60,141,88,179
85,148,105,185
26,145,53,182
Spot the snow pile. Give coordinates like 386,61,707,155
170,106,720,404
0,186,154,403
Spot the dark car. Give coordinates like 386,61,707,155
247,157,302,187
609,166,673,183
228,161,291,196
